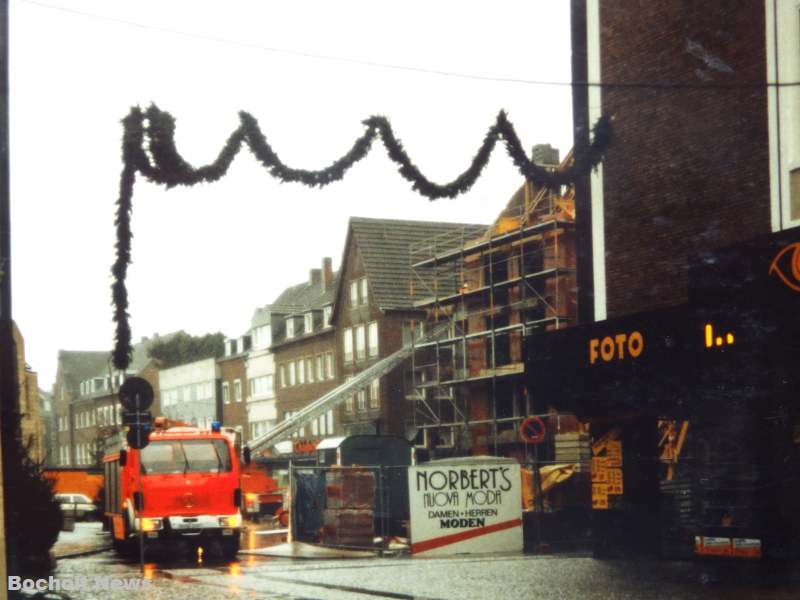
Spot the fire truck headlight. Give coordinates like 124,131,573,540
140,518,163,532
219,514,241,528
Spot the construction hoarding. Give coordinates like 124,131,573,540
408,459,522,556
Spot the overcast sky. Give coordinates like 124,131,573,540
10,0,574,389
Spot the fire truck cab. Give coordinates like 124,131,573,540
103,419,243,559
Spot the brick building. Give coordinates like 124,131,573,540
218,337,249,440
271,258,339,445
571,0,799,322
12,322,46,463
53,335,165,467
409,150,575,459
332,217,486,438
520,1,800,558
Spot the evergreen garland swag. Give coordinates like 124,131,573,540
112,104,612,369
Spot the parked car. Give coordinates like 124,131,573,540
55,493,98,520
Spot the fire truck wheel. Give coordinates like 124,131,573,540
112,537,137,559
221,538,240,560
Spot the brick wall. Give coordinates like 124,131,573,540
336,239,421,437
218,354,248,436
596,1,771,317
273,331,337,427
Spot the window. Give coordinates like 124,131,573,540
286,318,295,339
343,327,353,363
357,389,366,411
304,312,313,334
115,403,121,425
368,321,378,357
435,428,455,448
252,325,271,350
326,352,334,379
250,375,273,398
360,278,368,305
288,361,296,386
370,378,380,409
323,306,332,328
350,281,359,307
316,355,324,380
327,410,334,434
355,324,366,361
234,379,242,402
345,377,354,412
298,360,306,385
792,168,800,222
279,365,287,388
311,418,318,436
306,358,314,383
222,382,230,404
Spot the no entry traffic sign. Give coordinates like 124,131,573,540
119,377,154,412
520,416,546,444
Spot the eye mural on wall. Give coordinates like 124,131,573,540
768,242,800,293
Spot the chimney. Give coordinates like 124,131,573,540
322,257,333,291
310,268,322,287
531,143,560,167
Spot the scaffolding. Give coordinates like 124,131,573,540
407,159,577,456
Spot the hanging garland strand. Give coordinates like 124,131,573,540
112,105,611,368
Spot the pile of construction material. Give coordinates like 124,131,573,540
555,433,591,471
322,468,376,547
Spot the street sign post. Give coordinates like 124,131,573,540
119,377,154,412
119,377,154,573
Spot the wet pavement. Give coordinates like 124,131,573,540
52,522,111,558
14,522,800,599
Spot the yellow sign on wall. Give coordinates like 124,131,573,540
591,433,624,510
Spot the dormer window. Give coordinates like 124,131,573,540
286,318,295,339
304,312,313,334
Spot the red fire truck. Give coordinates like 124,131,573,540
103,419,243,559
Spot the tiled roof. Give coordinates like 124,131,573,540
57,350,111,392
57,332,181,393
271,271,339,314
348,217,487,311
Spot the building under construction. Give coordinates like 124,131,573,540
407,147,578,459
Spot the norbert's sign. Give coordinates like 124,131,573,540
408,460,522,556
589,331,644,365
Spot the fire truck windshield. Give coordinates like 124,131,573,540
139,439,232,475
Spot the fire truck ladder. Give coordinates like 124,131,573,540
247,324,448,453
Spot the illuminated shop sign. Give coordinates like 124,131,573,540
768,241,800,293
589,331,644,365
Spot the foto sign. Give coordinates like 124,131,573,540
408,460,522,556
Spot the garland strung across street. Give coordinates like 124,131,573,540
112,104,612,369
